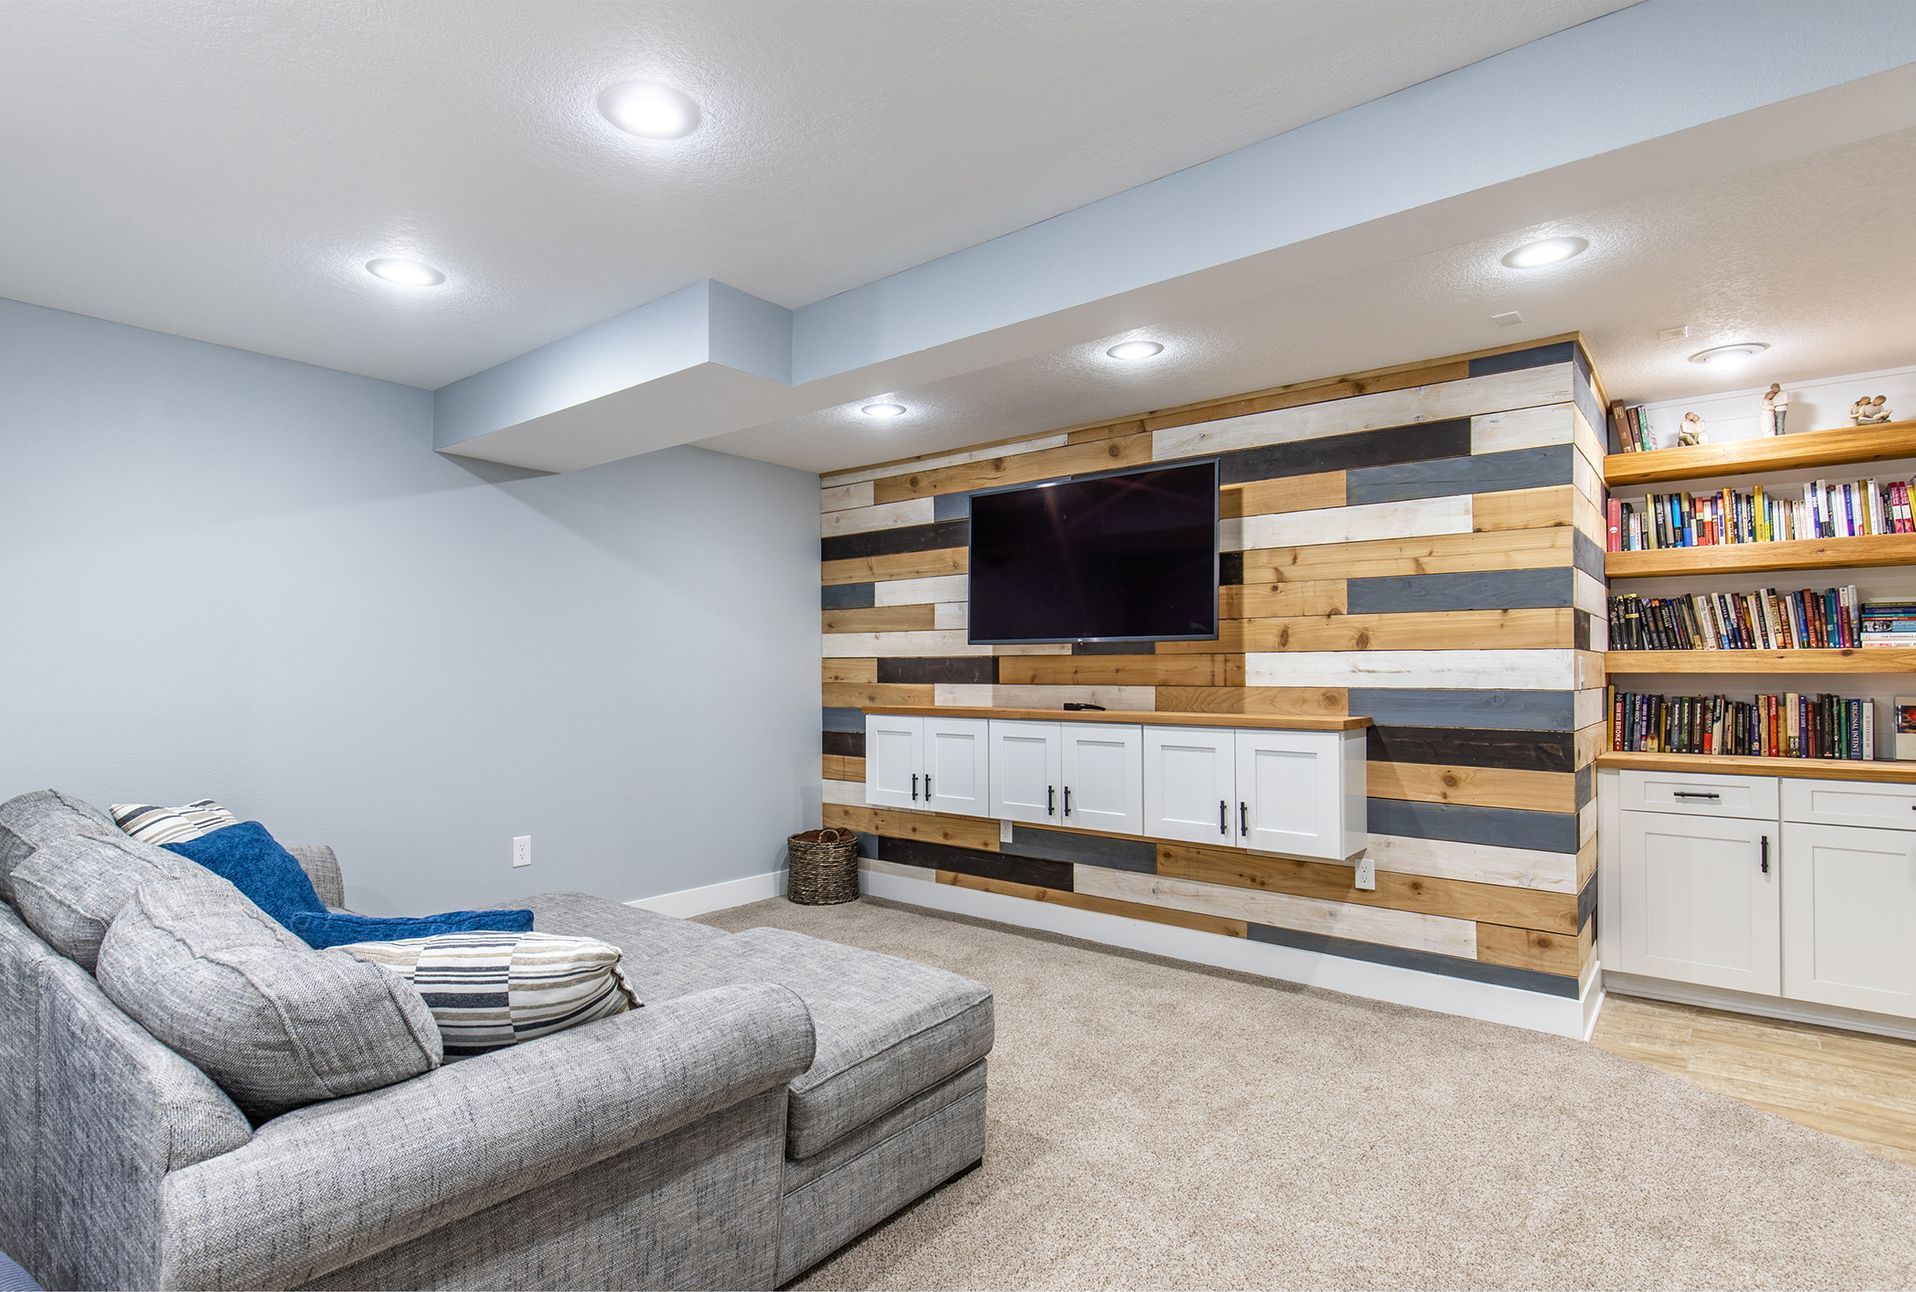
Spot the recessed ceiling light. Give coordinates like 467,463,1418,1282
598,82,701,139
860,402,907,419
1500,237,1588,269
364,257,446,287
1688,342,1770,368
1105,340,1165,361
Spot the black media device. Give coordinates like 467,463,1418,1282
966,459,1220,646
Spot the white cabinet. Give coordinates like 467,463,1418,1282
1059,723,1143,835
1236,730,1353,860
1614,809,1779,995
864,715,987,817
1782,822,1916,1016
989,720,1064,824
1142,726,1237,845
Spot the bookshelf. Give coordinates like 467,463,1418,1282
1604,647,1916,674
1595,750,1916,785
1604,418,1916,488
1605,533,1916,579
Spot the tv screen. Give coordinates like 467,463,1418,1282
967,459,1219,645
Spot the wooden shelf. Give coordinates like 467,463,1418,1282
1605,533,1916,578
1604,419,1916,488
1596,750,1916,785
1605,648,1916,674
863,705,1371,731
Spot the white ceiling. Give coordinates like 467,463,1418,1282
703,125,1916,473
0,0,1629,390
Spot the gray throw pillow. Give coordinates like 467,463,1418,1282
9,829,196,969
96,872,443,1118
0,789,119,901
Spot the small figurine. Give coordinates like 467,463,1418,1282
1677,411,1706,446
1761,383,1790,435
1852,395,1893,425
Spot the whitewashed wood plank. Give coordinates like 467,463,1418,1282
1469,403,1575,455
1572,444,1602,507
820,497,935,537
1571,404,1607,477
1151,366,1574,461
1579,800,1597,846
874,574,968,606
1575,687,1606,730
934,602,967,630
1076,866,1478,959
1587,613,1610,652
823,778,866,806
821,433,1071,488
820,480,874,513
1247,649,1576,690
823,630,989,658
1222,495,1471,552
1574,569,1607,617
1365,833,1577,893
933,684,995,706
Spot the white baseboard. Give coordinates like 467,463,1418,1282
1605,972,1916,1042
628,869,785,918
861,865,1594,1039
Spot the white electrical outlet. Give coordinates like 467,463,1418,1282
1353,855,1376,891
999,819,1014,843
512,835,532,868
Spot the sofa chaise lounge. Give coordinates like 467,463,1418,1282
0,790,991,1290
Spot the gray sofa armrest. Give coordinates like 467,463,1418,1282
157,982,816,1290
284,843,345,908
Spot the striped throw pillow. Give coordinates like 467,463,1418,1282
110,799,239,846
339,932,640,1056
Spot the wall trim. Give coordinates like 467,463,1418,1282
629,869,786,918
1605,972,1916,1043
862,865,1595,1038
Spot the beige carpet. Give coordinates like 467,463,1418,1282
705,896,1916,1290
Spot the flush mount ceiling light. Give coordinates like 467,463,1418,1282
1688,342,1770,367
1105,340,1165,361
598,81,701,139
860,402,907,419
1500,236,1588,269
364,257,446,287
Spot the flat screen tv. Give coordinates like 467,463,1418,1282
967,459,1219,645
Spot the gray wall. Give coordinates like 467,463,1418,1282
0,297,821,914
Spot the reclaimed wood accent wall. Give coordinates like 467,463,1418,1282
818,338,1608,998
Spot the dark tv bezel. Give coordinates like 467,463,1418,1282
965,458,1221,647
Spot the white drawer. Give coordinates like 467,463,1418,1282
1782,778,1916,830
1617,770,1778,821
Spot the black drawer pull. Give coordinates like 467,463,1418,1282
1063,785,1072,818
911,773,919,801
1760,835,1770,875
1672,791,1720,801
1240,801,1249,835
1047,785,1055,816
1219,799,1227,835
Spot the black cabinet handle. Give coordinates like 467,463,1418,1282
1760,836,1770,875
1240,801,1249,834
1219,799,1227,835
925,774,932,800
1047,785,1056,817
911,773,918,801
1063,785,1072,818
1673,791,1720,801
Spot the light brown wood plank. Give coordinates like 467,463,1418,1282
872,433,1153,503
1240,526,1574,582
1156,841,1578,934
823,659,878,685
823,803,1001,851
1576,837,1598,892
820,604,937,634
1605,418,1916,488
1476,921,1587,975
865,704,1368,730
1219,580,1348,619
1575,720,1607,771
821,682,935,709
995,654,1248,688
1606,534,1916,579
937,870,1250,938
1154,686,1349,717
1472,485,1577,532
1220,471,1347,519
822,754,865,782
1596,751,1916,785
1369,761,1578,814
1235,608,1573,652
1141,357,1476,432
822,546,967,586
1606,647,1916,675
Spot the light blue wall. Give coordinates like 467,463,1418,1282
0,297,821,914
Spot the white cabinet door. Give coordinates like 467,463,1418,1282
1060,724,1143,835
1142,726,1237,845
1236,730,1346,860
1782,822,1916,1018
864,715,924,810
1616,809,1779,994
923,718,991,818
990,720,1063,824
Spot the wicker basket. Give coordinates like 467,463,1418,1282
786,828,860,905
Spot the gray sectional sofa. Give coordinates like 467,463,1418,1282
0,791,991,1290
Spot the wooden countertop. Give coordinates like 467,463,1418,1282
1596,751,1916,785
863,705,1371,731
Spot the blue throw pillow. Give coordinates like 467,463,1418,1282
167,822,534,949
286,907,535,950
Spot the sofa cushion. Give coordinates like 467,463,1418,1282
109,798,239,846
519,890,729,968
8,829,196,969
0,789,118,902
95,872,443,1118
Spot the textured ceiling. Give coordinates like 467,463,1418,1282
0,0,1628,389
702,127,1916,474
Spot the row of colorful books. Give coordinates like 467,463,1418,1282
1605,477,1916,551
1608,587,1866,651
1607,688,1877,759
1609,402,1653,452
1863,599,1916,647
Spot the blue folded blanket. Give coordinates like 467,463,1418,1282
165,821,533,949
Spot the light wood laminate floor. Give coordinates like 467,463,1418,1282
1592,993,1916,1169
